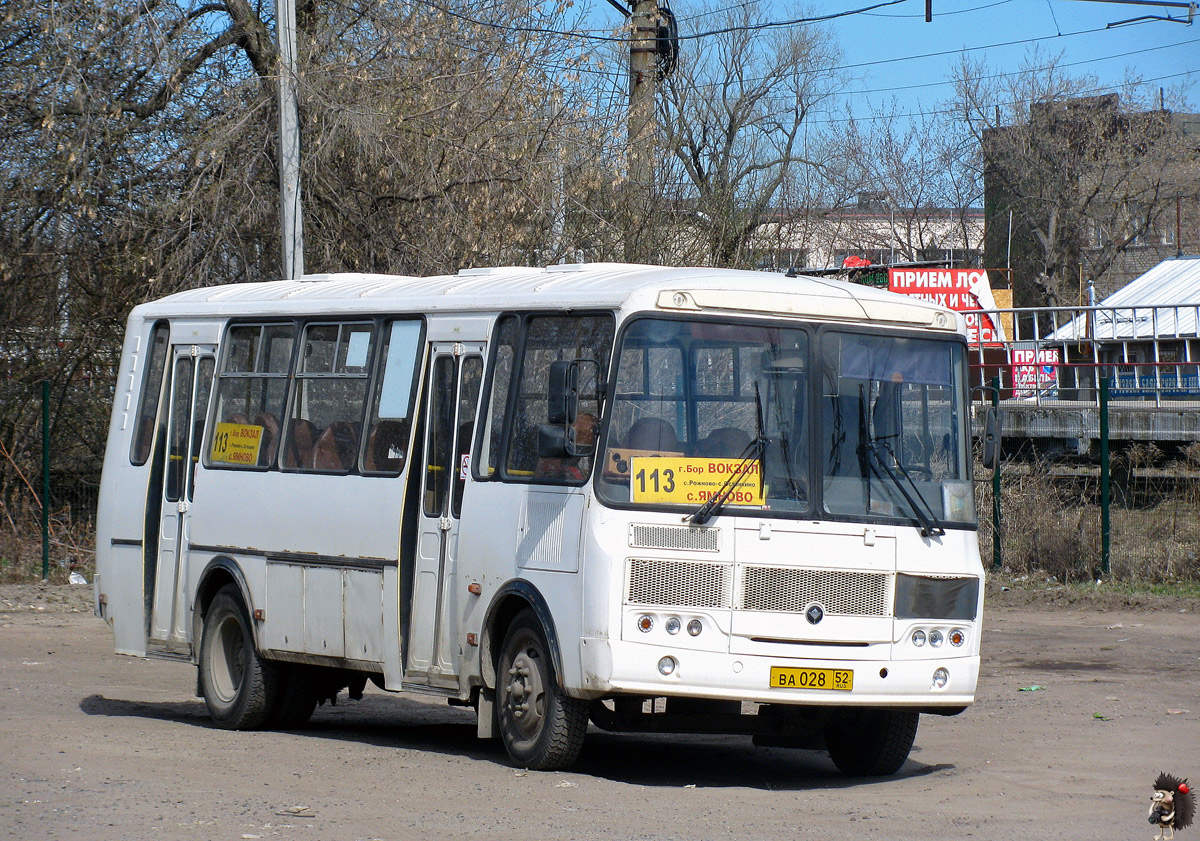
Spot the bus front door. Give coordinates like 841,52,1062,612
407,343,483,688
146,345,214,653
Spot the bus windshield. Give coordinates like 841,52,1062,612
596,317,975,529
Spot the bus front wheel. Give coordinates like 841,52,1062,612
824,708,919,776
199,585,280,729
495,609,587,770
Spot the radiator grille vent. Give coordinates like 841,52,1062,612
629,524,720,552
739,567,891,616
627,558,731,608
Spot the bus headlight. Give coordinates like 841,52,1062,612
928,629,944,648
665,616,681,635
911,629,927,647
658,656,677,676
932,667,949,689
687,619,703,636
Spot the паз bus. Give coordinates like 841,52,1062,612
94,263,984,774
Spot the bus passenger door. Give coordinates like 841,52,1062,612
407,343,483,687
147,344,215,652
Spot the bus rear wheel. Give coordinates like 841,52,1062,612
199,585,280,729
824,708,919,776
495,610,587,770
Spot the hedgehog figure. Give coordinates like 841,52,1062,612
1150,772,1195,841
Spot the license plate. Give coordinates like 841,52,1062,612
769,666,853,691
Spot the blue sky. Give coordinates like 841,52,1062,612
631,0,1199,123
816,0,1197,120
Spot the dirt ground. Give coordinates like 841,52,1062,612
2,582,1198,841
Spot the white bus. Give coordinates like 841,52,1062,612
94,263,984,774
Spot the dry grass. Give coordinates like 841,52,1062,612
976,449,1200,585
0,503,95,584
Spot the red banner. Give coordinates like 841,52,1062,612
888,269,1006,347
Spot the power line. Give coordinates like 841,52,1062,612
861,0,1017,16
671,17,1176,94
835,35,1200,97
676,0,909,40
410,0,915,43
799,67,1198,125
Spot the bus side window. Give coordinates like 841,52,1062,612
130,322,170,466
362,319,422,475
476,315,519,480
501,313,614,484
207,323,294,470
285,322,375,474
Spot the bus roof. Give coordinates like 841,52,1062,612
129,263,963,333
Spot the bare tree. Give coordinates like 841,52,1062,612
656,1,842,267
0,0,611,535
830,101,982,264
952,50,1198,306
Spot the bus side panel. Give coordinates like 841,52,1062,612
95,315,158,656
456,481,589,695
187,468,405,671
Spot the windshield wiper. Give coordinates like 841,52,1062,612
857,384,944,538
687,384,767,525
866,441,945,538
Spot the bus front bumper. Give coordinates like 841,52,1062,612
577,637,978,708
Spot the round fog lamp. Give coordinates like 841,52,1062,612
658,656,677,676
911,629,927,647
637,614,654,633
949,628,966,647
687,619,703,637
665,616,681,635
932,667,949,689
928,629,944,648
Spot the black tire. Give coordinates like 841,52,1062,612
269,664,318,729
825,709,919,776
495,609,588,770
198,585,280,729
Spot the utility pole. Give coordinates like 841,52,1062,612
277,0,305,279
625,0,659,261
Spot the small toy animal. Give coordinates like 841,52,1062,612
1150,772,1195,840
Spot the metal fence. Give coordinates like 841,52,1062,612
969,302,1200,583
0,378,106,581
5,299,1200,585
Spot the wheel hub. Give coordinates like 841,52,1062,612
505,647,544,739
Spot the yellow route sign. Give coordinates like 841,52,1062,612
209,422,264,466
629,457,764,506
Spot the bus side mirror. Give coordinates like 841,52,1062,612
982,407,1002,471
542,360,598,460
547,361,578,426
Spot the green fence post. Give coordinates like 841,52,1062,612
1099,375,1111,577
41,380,50,580
991,375,1001,570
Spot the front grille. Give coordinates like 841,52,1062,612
629,524,721,552
739,566,891,616
626,558,731,608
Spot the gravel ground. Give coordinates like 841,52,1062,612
2,582,1198,841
